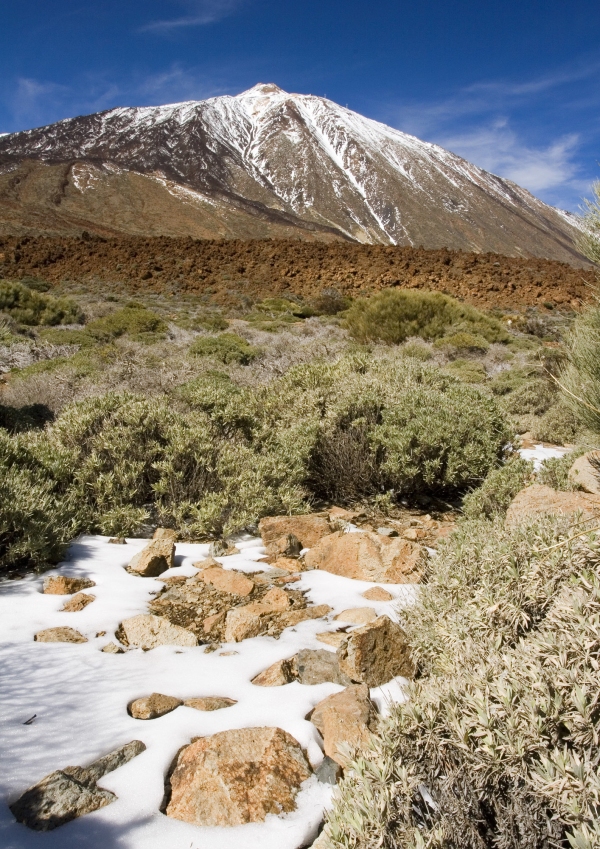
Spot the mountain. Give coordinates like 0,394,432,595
0,83,586,263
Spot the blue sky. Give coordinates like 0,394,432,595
1,0,599,211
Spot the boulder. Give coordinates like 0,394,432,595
294,649,350,686
337,616,414,687
43,576,95,595
251,657,297,686
505,484,600,527
316,631,348,648
271,533,303,558
362,586,394,602
303,531,424,583
34,627,87,644
61,592,95,612
117,614,197,650
259,515,332,555
153,527,177,541
198,566,254,597
334,607,377,625
9,740,145,831
183,697,237,711
569,451,600,495
270,556,303,573
165,727,312,826
128,693,182,719
223,587,292,642
127,539,175,577
310,684,376,766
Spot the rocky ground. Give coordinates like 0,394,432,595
0,236,594,311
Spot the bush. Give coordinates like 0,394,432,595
188,333,260,364
400,340,433,360
561,297,600,435
537,449,583,490
501,377,556,416
344,289,509,345
443,358,488,383
462,455,533,519
85,304,167,342
434,331,490,353
37,328,95,347
323,515,600,849
531,400,581,444
0,280,82,326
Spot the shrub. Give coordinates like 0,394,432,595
85,304,167,342
37,328,95,347
400,340,433,360
561,296,600,435
193,311,228,332
323,515,600,849
443,358,488,383
501,377,556,416
188,333,260,364
462,455,533,519
310,288,350,315
344,289,509,345
434,331,490,353
531,400,581,444
0,279,82,326
537,449,583,490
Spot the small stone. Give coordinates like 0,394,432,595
101,642,124,654
259,515,332,555
273,533,302,557
117,614,197,650
223,587,292,642
61,592,95,612
315,755,342,785
277,605,332,629
199,566,254,596
251,657,297,686
294,649,350,686
271,557,302,573
505,484,599,527
203,611,226,634
310,684,377,766
316,631,348,648
96,631,106,637
402,527,426,541
153,527,177,540
127,539,175,577
128,693,182,719
43,576,96,595
568,451,600,495
376,527,398,537
34,627,87,644
337,615,414,687
334,607,377,625
303,530,424,583
183,697,237,711
362,587,394,602
108,537,126,544
165,727,312,826
209,539,239,557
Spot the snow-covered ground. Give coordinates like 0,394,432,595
0,535,414,849
518,443,569,470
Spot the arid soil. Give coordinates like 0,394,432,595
0,235,595,310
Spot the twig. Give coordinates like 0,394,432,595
23,714,36,725
534,526,600,553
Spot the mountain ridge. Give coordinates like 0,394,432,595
0,83,587,264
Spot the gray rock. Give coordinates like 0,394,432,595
294,649,351,686
9,740,145,831
315,756,342,785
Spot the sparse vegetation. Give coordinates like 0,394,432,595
189,332,261,364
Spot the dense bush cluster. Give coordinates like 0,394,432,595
0,353,509,572
188,332,261,364
0,279,82,326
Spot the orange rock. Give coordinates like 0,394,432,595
303,530,424,583
61,592,95,612
198,566,254,597
505,484,600,527
337,615,414,687
34,627,87,643
251,657,296,686
153,528,177,541
127,539,175,577
310,684,376,766
568,451,600,495
259,515,332,554
334,607,377,625
166,727,312,826
183,697,237,711
361,587,394,602
128,693,182,719
43,576,96,595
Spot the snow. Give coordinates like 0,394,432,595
0,535,412,849
518,443,570,471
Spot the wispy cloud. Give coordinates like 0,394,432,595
140,0,244,33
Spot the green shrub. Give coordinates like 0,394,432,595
502,377,556,416
0,280,82,326
189,333,260,364
400,340,433,360
537,449,583,490
561,296,600,435
310,288,350,316
531,400,581,444
344,289,509,345
324,515,600,849
434,331,490,353
85,304,167,342
37,328,95,347
462,455,533,519
193,311,228,332
443,358,488,383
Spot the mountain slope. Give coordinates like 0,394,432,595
0,83,586,263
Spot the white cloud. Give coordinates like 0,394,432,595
140,0,244,33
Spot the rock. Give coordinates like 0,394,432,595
569,451,600,495
329,506,360,523
362,586,394,602
199,566,254,597
334,607,377,625
9,740,145,831
108,537,126,544
376,527,398,537
165,727,312,826
294,649,350,686
34,627,87,643
202,611,226,634
315,755,342,785
271,557,303,572
117,614,197,650
101,642,124,654
223,587,292,642
128,693,182,719
209,539,239,557
61,592,95,612
42,576,96,595
259,515,332,555
316,631,348,648
402,527,426,541
183,697,237,711
251,657,297,686
310,684,376,766
153,527,177,540
272,533,303,558
127,539,175,577
337,615,414,687
310,831,333,849
303,531,424,583
505,484,600,527
277,604,332,629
